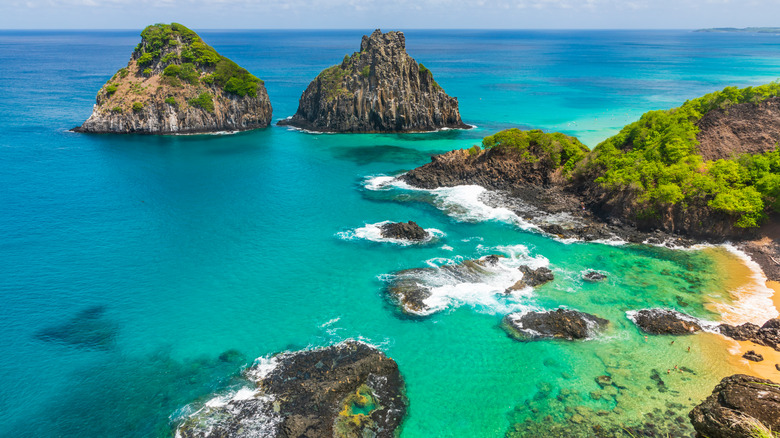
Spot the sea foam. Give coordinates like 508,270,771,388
337,220,445,245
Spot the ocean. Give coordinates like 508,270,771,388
1,29,779,437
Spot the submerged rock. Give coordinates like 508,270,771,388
719,318,780,351
386,255,504,315
379,221,429,241
34,305,117,350
502,308,609,341
743,350,764,362
628,309,703,335
279,29,468,133
689,374,780,438
176,341,406,438
506,265,554,291
74,23,272,134
582,271,607,282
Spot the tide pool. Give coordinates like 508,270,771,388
1,30,780,437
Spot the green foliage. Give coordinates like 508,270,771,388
110,106,123,113
482,128,589,175
164,96,177,106
360,65,370,77
137,53,154,67
163,63,199,84
161,52,179,64
213,59,260,97
189,92,214,113
160,76,182,87
105,84,118,96
202,74,215,85
132,23,263,97
317,65,348,101
143,68,152,77
468,145,481,156
117,68,129,78
581,82,780,228
418,63,430,76
132,102,144,112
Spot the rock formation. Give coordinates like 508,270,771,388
177,341,406,438
502,308,609,341
74,23,272,134
379,221,430,241
742,350,764,362
689,374,780,438
278,29,468,133
582,271,607,282
506,265,554,291
386,255,505,315
719,318,780,351
628,309,703,335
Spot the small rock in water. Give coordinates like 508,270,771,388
743,350,764,362
506,265,554,292
379,221,430,241
629,308,703,335
582,271,607,282
502,308,610,341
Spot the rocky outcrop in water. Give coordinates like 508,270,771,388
582,271,607,282
176,341,406,438
506,265,554,291
74,23,272,134
743,350,764,362
278,29,468,133
628,309,703,335
719,318,780,351
502,308,609,341
379,221,429,241
386,255,505,315
689,374,780,438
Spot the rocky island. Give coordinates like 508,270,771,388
278,29,469,133
177,341,406,438
402,83,780,278
74,23,272,134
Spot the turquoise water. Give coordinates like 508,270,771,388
2,30,780,437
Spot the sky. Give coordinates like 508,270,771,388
0,0,779,29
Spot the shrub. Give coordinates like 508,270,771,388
110,106,123,113
482,128,589,175
105,84,118,96
360,65,370,77
132,102,144,112
164,96,177,106
143,68,152,77
137,52,154,66
163,64,180,77
161,52,179,64
189,92,214,113
117,68,129,78
161,76,182,87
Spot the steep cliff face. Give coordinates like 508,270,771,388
696,96,780,161
279,29,468,133
74,23,272,134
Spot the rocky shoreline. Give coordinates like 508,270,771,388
176,341,406,438
400,145,780,282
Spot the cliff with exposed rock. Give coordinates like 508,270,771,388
278,29,468,133
74,23,272,134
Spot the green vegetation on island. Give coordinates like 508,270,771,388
133,23,263,98
578,82,780,228
480,128,589,176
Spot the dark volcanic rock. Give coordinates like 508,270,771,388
719,318,780,351
177,341,406,438
689,374,780,438
502,308,609,341
629,309,703,335
386,255,504,315
743,350,764,362
279,29,468,133
582,271,607,282
75,23,272,134
379,221,429,241
506,265,554,291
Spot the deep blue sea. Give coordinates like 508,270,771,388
1,29,780,437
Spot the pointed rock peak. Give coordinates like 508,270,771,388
360,29,406,53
